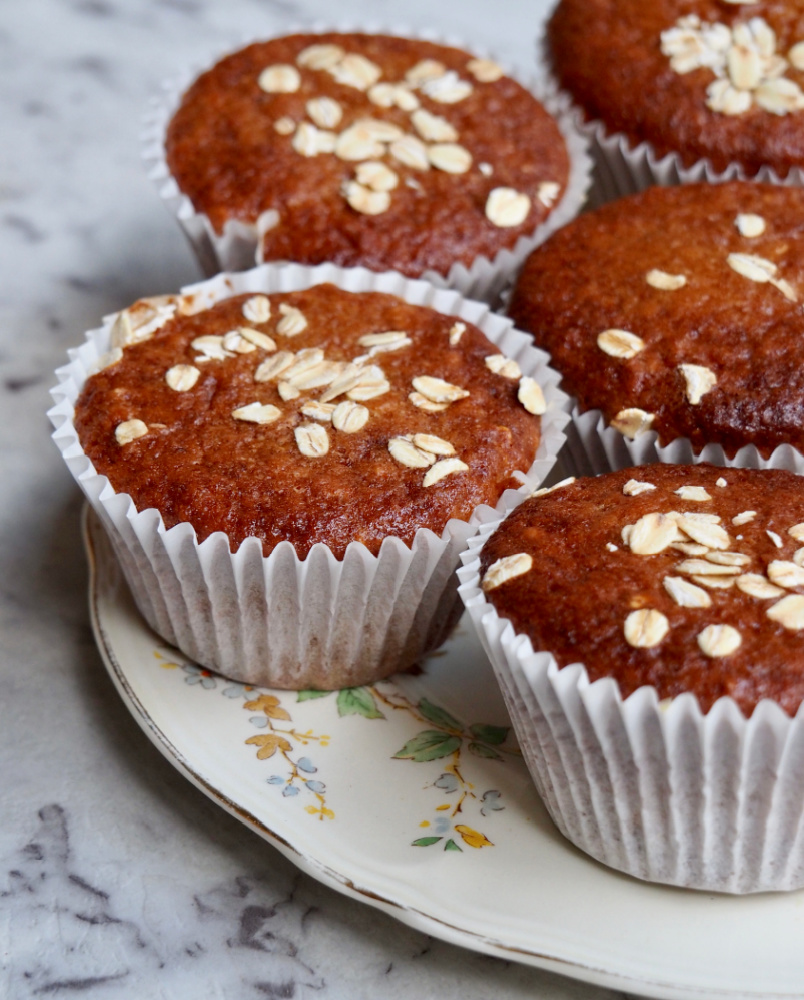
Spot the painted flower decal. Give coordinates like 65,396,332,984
244,693,292,721
182,664,217,689
160,648,514,848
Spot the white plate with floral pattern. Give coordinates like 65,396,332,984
85,506,804,1000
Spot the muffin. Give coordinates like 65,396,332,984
547,0,804,198
459,464,804,892
51,263,569,689
508,181,804,473
146,31,591,300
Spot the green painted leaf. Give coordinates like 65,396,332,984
444,839,462,852
297,689,332,702
469,723,510,745
393,730,462,762
412,836,442,847
336,686,385,719
468,741,502,760
418,698,463,733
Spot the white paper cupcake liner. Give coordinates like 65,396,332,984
581,113,804,205
141,24,592,305
458,516,804,893
561,404,804,479
49,262,571,690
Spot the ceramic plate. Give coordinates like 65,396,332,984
85,506,804,1000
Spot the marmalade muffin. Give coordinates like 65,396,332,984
459,464,804,891
54,267,563,690
164,32,571,280
74,283,543,559
548,0,804,178
508,181,804,460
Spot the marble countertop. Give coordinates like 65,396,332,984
1,1,628,997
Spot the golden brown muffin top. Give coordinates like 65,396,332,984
549,0,804,176
75,283,543,557
509,181,804,458
166,33,569,277
480,464,804,716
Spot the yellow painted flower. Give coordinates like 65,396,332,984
244,694,292,721
305,805,335,820
245,733,293,759
455,824,493,849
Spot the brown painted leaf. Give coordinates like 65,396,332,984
245,733,293,759
244,694,292,721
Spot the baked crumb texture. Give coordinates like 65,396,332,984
75,283,542,558
166,33,569,276
510,181,804,458
549,0,804,175
480,465,804,716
